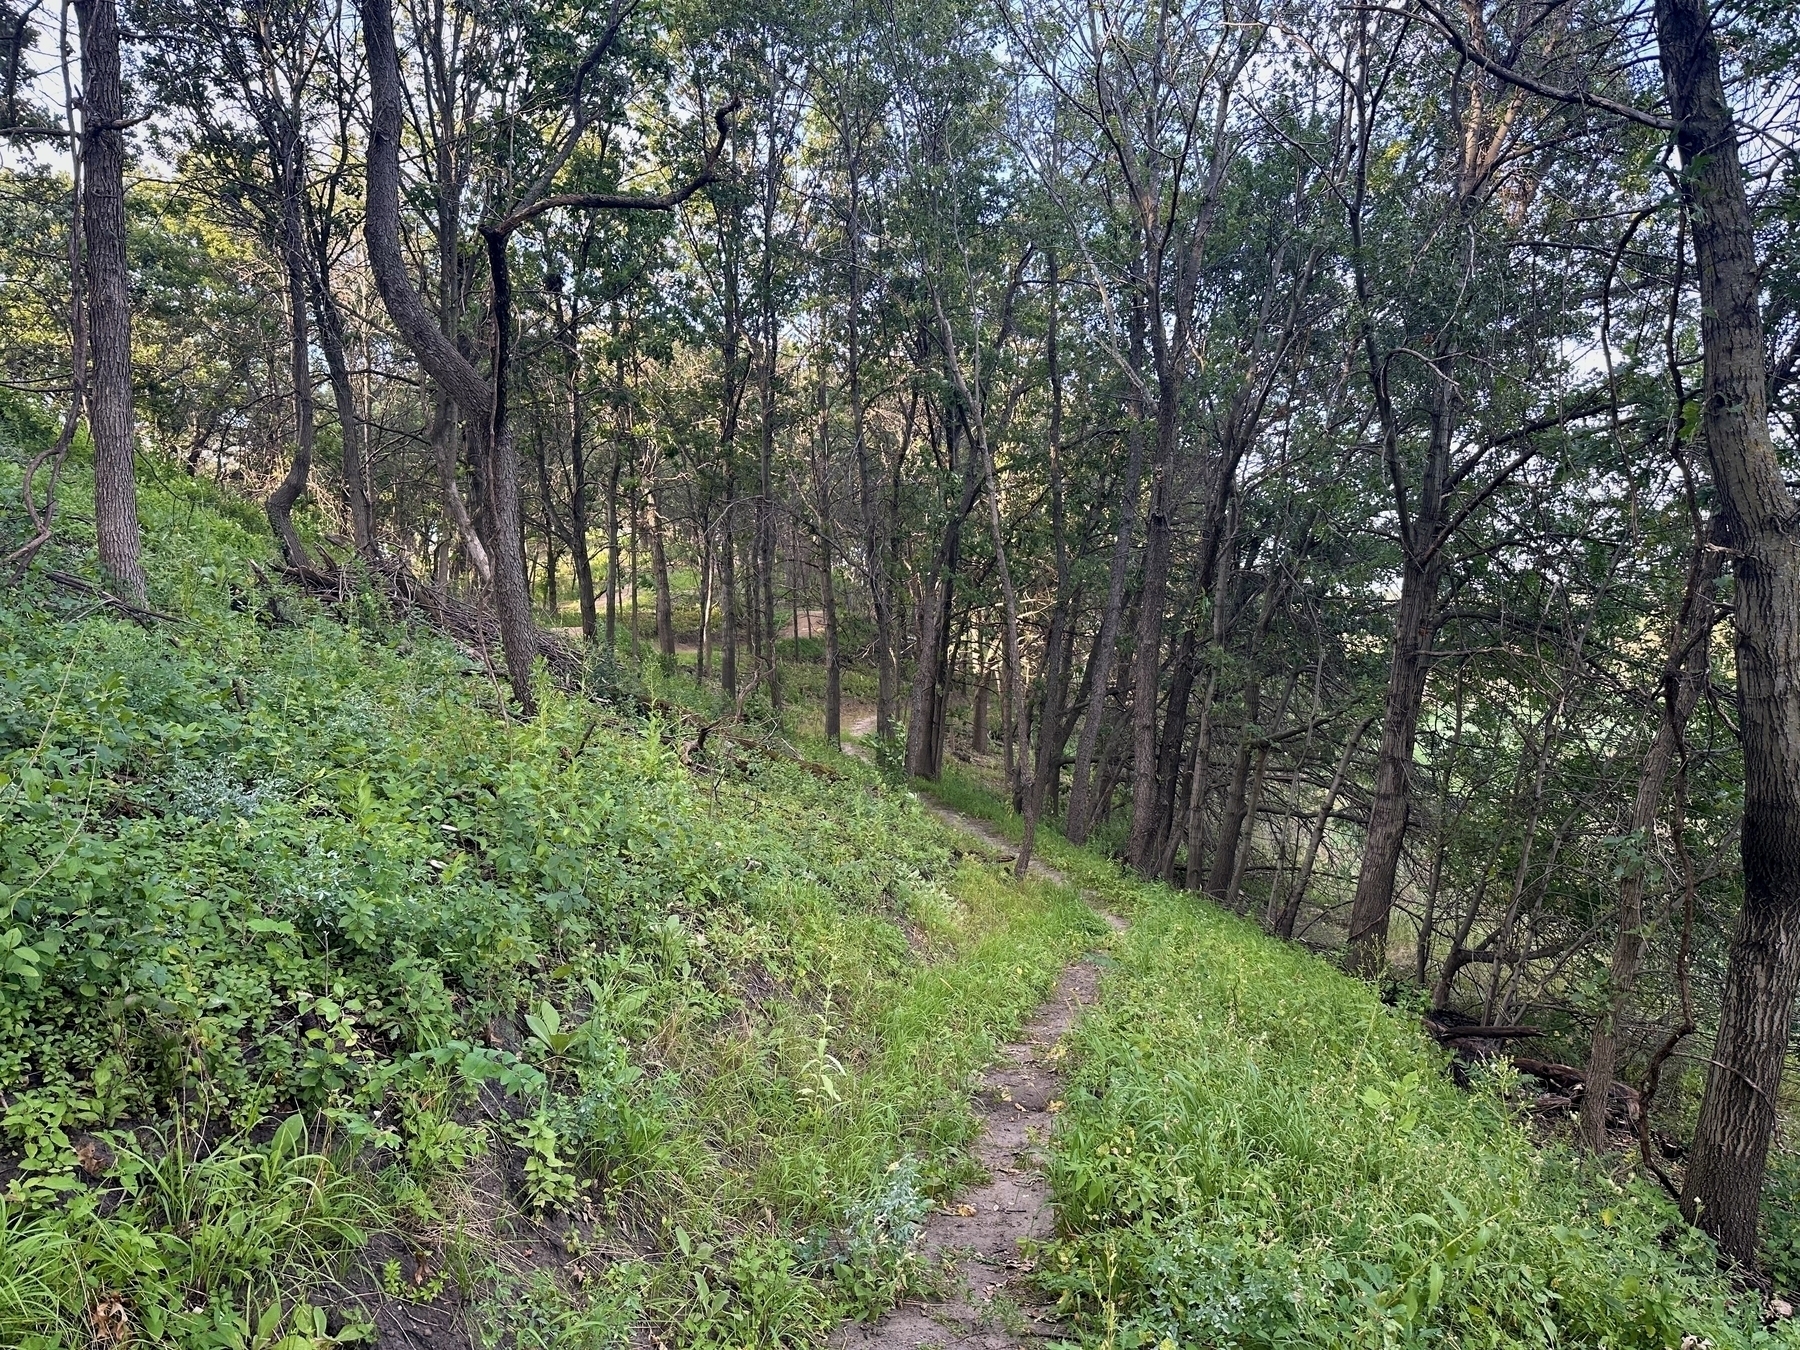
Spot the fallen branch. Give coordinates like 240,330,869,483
1511,1057,1642,1122
1425,1021,1544,1041
43,569,181,625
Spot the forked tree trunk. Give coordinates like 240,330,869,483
1655,0,1800,1267
362,0,535,707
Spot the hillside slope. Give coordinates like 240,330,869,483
0,445,1788,1348
0,450,1102,1347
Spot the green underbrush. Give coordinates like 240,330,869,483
926,768,1791,1350
0,447,1099,1347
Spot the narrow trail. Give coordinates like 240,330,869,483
834,710,1123,1349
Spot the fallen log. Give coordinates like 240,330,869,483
1426,1022,1544,1041
1511,1057,1642,1123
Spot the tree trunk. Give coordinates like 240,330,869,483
266,173,316,568
1273,717,1375,939
1125,386,1178,874
905,424,980,779
1022,254,1073,868
75,0,144,603
721,509,739,698
821,530,840,745
1207,679,1261,900
649,493,676,664
629,487,641,661
605,446,622,648
971,670,990,753
1148,624,1199,871
1580,529,1721,1150
757,334,780,708
1065,410,1145,843
696,517,713,682
361,0,535,705
1346,365,1452,975
310,271,375,558
533,424,559,614
1655,0,1800,1267
1180,665,1220,890
1345,562,1439,974
567,341,598,640
1221,674,1294,911
479,227,545,708
429,396,492,584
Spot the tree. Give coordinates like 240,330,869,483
1654,0,1800,1270
75,0,144,601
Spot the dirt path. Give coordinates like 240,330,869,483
833,713,1121,1349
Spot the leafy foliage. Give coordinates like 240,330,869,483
0,447,1102,1343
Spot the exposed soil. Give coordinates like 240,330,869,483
831,956,1101,1350
834,712,1123,1349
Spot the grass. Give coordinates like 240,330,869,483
925,766,1793,1349
0,434,1102,1347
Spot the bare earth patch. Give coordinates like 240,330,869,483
832,956,1100,1350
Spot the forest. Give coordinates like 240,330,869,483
2,0,1800,1342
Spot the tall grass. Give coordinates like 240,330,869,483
923,768,1788,1348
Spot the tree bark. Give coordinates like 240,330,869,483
649,492,676,663
821,530,841,745
361,0,536,706
905,418,981,780
265,120,315,567
1273,717,1375,939
1180,664,1220,890
1125,385,1178,873
1345,365,1453,975
721,507,739,698
1065,396,1145,842
75,0,145,603
478,226,543,708
566,326,598,639
1021,254,1071,873
1207,676,1261,899
310,271,375,558
1655,0,1800,1268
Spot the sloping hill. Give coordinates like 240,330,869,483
0,451,1101,1347
0,445,1787,1347
931,774,1792,1349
